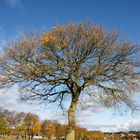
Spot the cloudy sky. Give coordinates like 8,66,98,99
0,0,140,132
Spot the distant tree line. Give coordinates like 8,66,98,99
0,107,106,140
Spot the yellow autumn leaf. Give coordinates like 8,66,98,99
40,33,57,45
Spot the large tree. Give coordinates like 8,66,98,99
0,22,140,140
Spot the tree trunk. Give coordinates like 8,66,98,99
66,94,79,140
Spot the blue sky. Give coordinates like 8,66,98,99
0,0,140,132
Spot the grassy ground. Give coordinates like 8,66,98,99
0,138,53,140
0,138,35,140
0,138,27,140
0,138,46,140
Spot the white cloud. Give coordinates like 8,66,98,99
115,119,140,132
0,87,69,122
0,87,46,117
84,119,140,132
5,0,22,8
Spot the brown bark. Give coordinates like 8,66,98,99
66,94,79,140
